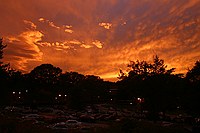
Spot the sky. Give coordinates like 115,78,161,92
1,0,200,81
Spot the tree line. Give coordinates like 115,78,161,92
1,38,200,115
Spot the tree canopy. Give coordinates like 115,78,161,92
186,61,200,83
29,64,62,84
119,55,176,80
0,38,6,61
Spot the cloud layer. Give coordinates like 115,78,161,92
1,0,200,81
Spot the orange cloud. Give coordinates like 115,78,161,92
1,0,200,82
39,17,74,33
23,20,37,29
38,18,45,22
92,40,103,48
80,44,93,49
64,29,73,33
38,18,60,29
99,22,112,29
4,30,43,71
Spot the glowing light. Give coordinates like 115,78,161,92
137,97,144,103
130,102,133,105
26,90,28,93
55,97,58,100
18,97,21,99
58,94,62,97
19,92,21,94
137,98,142,103
13,92,15,94
64,95,67,97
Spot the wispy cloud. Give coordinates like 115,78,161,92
23,20,37,29
38,39,103,50
39,17,74,33
38,18,60,29
80,44,93,49
4,30,43,72
92,40,103,48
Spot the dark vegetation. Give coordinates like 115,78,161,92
1,38,200,132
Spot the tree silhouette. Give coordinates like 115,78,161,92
0,38,9,72
27,64,62,105
57,72,85,106
77,75,105,103
0,38,6,62
186,61,200,83
117,55,181,121
0,38,10,105
68,74,108,109
29,64,62,84
59,72,85,86
185,61,200,114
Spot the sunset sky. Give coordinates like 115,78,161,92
1,0,200,81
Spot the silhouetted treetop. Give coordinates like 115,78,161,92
85,75,103,81
186,61,200,83
119,55,176,80
0,38,11,79
0,38,7,64
59,72,85,85
30,64,62,84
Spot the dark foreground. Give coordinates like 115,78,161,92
0,104,198,133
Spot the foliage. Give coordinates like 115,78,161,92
29,64,62,85
185,61,200,114
186,61,200,83
0,38,10,105
117,55,182,120
0,38,6,61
